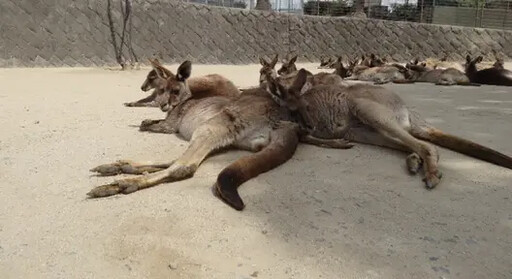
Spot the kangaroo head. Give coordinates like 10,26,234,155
465,55,483,73
265,68,311,111
333,56,350,78
369,53,386,67
318,57,334,69
361,53,385,68
277,55,298,76
141,59,172,92
259,54,279,85
493,58,505,70
151,60,192,112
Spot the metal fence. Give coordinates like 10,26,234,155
186,0,512,30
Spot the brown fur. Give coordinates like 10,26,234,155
345,64,412,84
267,69,512,189
405,60,478,86
89,61,300,211
318,57,335,69
465,55,512,86
124,59,240,107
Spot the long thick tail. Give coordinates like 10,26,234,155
212,122,299,211
412,127,512,170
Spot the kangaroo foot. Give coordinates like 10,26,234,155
87,162,196,198
423,170,443,189
90,160,172,176
406,153,423,175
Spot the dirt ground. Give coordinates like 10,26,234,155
1,63,512,279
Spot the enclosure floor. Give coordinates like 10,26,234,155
1,63,512,279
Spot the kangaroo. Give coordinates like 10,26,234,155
345,63,412,84
266,69,512,188
465,55,512,86
88,60,303,211
421,56,465,72
360,53,386,68
277,55,298,76
124,59,240,107
318,57,335,69
493,58,505,70
264,55,347,88
405,59,479,86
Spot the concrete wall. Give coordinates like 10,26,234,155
1,0,512,67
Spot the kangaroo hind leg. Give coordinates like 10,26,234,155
87,119,237,198
351,99,441,188
346,126,423,175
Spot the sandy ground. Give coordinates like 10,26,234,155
1,63,512,279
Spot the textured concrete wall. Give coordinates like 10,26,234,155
1,0,512,67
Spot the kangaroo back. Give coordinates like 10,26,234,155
213,122,299,210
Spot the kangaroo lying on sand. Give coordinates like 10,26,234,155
124,59,240,107
345,63,412,84
266,69,512,188
88,60,302,211
465,55,512,86
405,59,478,86
88,61,353,210
269,55,347,87
278,55,351,80
318,57,335,69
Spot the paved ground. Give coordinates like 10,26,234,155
1,63,511,279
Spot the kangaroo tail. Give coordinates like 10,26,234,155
212,122,299,211
412,127,512,170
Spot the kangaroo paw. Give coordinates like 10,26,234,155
86,178,140,198
139,119,164,131
423,170,443,189
90,160,169,176
406,153,423,175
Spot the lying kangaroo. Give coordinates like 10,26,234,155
405,59,478,86
264,55,347,88
277,55,298,76
345,63,412,84
124,59,240,107
360,53,387,68
465,55,512,86
88,60,303,211
318,57,335,69
421,56,465,72
266,69,512,188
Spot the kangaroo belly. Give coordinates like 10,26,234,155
178,97,230,140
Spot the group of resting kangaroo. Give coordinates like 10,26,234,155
87,53,512,211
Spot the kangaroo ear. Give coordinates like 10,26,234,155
259,57,268,66
289,55,298,64
270,54,279,68
466,55,472,64
440,55,448,62
476,56,483,63
337,56,342,63
150,59,172,79
289,69,309,95
413,58,419,65
176,60,192,81
370,53,376,59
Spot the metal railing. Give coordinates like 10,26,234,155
185,0,512,30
